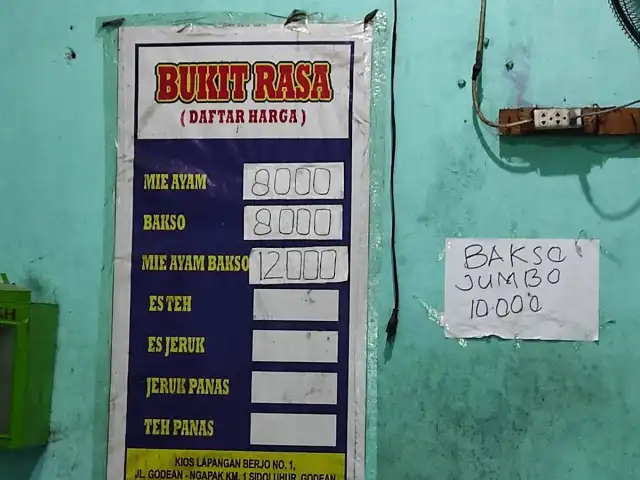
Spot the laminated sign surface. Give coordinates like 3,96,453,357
108,24,372,480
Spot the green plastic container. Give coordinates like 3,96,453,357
0,276,58,449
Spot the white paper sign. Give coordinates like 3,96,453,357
444,238,599,341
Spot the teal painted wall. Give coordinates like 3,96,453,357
1,0,639,479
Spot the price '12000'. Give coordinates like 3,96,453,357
248,247,349,285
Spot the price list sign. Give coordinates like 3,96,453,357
108,25,372,480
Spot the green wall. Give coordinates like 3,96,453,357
1,0,640,479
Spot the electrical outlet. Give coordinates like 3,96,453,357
533,108,583,130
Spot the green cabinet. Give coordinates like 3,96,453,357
0,276,58,449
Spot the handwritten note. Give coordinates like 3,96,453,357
444,238,599,341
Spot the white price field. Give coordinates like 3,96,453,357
243,163,344,200
249,247,349,285
244,205,343,241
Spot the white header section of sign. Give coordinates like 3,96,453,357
137,43,353,139
444,238,600,341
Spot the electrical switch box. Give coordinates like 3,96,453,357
0,276,58,449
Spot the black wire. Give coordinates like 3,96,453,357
384,0,400,343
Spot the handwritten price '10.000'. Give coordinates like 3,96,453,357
248,247,349,285
243,163,345,200
243,205,343,241
469,294,541,319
